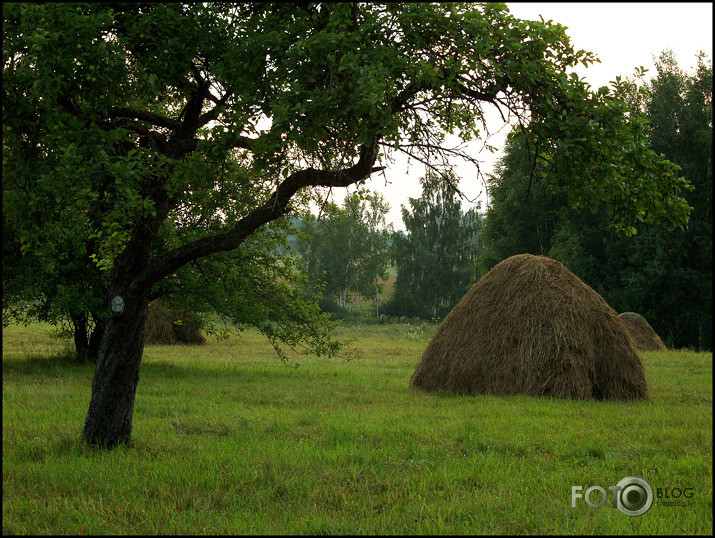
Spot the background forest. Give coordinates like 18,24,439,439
295,50,712,351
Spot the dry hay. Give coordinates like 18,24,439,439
145,299,206,346
619,312,666,351
410,254,649,401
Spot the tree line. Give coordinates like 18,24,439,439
294,171,481,322
479,50,711,350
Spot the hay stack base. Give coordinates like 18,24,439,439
145,300,206,346
619,312,666,351
410,254,649,401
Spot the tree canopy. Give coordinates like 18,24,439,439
2,2,696,447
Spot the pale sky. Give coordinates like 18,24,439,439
358,2,713,230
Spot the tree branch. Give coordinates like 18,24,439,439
224,133,258,151
196,91,233,128
131,142,385,294
106,108,181,131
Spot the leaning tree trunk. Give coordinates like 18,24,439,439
82,289,150,447
82,208,158,447
79,140,381,448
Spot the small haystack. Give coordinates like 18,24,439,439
619,312,666,351
145,299,207,345
410,254,649,401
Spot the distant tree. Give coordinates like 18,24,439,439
297,191,391,315
387,171,481,319
477,134,563,273
2,214,108,361
3,3,692,447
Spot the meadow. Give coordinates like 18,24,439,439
2,320,712,534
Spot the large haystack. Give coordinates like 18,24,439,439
145,300,207,346
619,312,666,351
410,254,649,401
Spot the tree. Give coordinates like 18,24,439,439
3,3,693,447
477,133,564,273
2,131,317,364
297,190,391,315
3,212,108,361
387,171,481,319
617,50,712,349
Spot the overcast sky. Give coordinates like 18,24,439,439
358,2,713,230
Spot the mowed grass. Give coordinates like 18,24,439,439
2,321,712,535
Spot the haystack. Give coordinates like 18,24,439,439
619,312,666,351
410,254,649,401
145,299,206,345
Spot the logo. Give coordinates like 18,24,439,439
572,476,653,516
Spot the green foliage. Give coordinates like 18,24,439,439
480,50,712,350
2,206,107,362
3,2,692,272
387,171,481,319
549,51,712,350
296,190,392,315
148,209,345,362
523,70,693,235
477,134,564,273
4,3,693,325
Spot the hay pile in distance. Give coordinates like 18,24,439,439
410,254,650,401
619,312,667,351
145,299,207,346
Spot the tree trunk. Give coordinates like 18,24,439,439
71,314,89,361
81,170,165,447
72,313,106,363
88,317,105,363
82,292,150,447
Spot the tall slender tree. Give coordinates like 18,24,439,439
388,171,481,319
477,133,564,273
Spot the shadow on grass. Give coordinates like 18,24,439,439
2,349,93,375
2,348,318,389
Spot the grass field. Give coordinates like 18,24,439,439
2,321,712,534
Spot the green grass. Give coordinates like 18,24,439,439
2,321,712,534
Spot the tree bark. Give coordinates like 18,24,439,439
82,291,149,447
88,317,105,362
71,314,89,361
